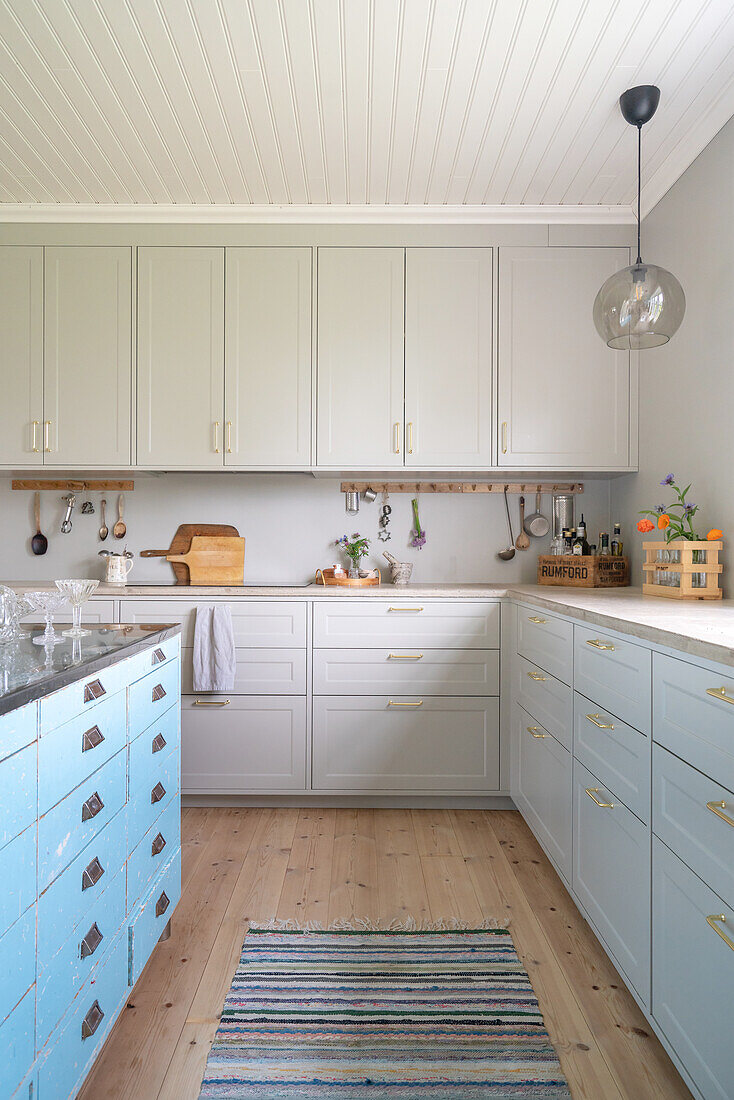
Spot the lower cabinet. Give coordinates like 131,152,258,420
312,696,499,791
653,837,734,1100
573,759,650,1002
513,703,572,882
129,848,181,984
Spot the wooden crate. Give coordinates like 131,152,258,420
538,555,629,588
642,540,722,600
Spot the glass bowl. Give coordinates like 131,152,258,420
55,579,100,637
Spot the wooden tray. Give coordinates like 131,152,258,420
315,567,381,588
141,524,240,584
538,554,629,588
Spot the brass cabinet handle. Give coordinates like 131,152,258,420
80,921,103,960
156,890,171,918
213,421,220,453
81,724,105,752
81,855,105,891
707,800,734,827
151,732,167,753
388,699,423,707
407,421,414,454
393,422,401,454
388,606,423,613
81,791,104,822
501,421,508,454
527,671,547,681
585,787,614,808
31,420,39,452
388,653,423,660
706,686,734,706
528,727,547,738
151,832,167,856
528,616,547,624
706,913,734,952
585,713,615,730
43,419,51,452
193,698,231,706
587,639,615,651
226,420,232,453
81,999,105,1040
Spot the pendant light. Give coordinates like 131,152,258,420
593,85,685,350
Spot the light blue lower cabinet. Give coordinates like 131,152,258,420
0,740,37,850
129,848,182,985
0,906,36,1028
0,986,35,1100
127,794,180,912
513,702,572,882
0,825,36,940
653,837,734,1100
572,759,650,1003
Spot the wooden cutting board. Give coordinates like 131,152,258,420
166,536,245,586
141,524,240,584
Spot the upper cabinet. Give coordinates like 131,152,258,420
225,248,312,468
137,247,224,468
0,247,43,465
317,248,404,468
45,247,132,466
405,248,492,467
498,247,633,469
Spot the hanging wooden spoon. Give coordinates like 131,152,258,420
515,496,530,551
113,494,126,540
31,491,48,555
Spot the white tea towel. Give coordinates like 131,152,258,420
192,605,236,692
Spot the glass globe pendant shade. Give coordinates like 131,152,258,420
593,261,686,350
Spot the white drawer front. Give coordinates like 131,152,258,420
313,649,499,696
21,599,116,627
120,599,307,648
515,655,573,751
514,703,572,882
653,744,734,912
574,693,650,823
181,696,306,792
312,696,499,791
654,651,734,791
181,648,306,695
313,600,500,650
517,605,573,685
574,624,651,734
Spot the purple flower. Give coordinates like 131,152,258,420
660,473,675,486
655,504,665,513
684,503,696,514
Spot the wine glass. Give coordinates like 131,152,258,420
55,579,99,638
24,590,68,646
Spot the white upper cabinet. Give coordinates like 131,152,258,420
317,247,404,468
405,248,492,468
225,248,312,467
0,247,43,465
137,247,224,467
498,247,633,469
45,247,132,465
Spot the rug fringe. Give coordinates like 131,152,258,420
246,916,509,933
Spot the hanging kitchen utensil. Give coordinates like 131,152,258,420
377,492,392,542
98,499,108,541
410,498,426,550
31,492,48,556
497,488,516,561
113,494,126,540
515,496,530,550
60,493,76,534
80,486,95,515
525,491,550,538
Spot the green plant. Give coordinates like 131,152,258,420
637,474,699,543
336,533,370,571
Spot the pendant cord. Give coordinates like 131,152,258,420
636,123,642,265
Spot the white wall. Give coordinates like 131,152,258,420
0,473,610,585
611,116,734,594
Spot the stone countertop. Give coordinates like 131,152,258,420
0,623,181,717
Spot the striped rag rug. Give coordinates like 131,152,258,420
199,923,572,1099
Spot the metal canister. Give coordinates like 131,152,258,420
552,495,575,540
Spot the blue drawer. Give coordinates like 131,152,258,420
37,867,126,1049
517,604,573,686
128,793,180,912
125,635,181,686
0,824,36,941
39,690,127,815
128,743,179,853
573,692,650,824
574,623,651,734
38,930,128,1100
38,808,127,970
38,748,127,891
516,654,573,750
0,740,37,850
0,906,35,1027
128,659,180,739
39,657,133,736
129,847,181,984
0,701,37,763
131,694,180,759
0,986,35,1100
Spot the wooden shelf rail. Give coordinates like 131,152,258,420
340,481,584,495
11,480,134,492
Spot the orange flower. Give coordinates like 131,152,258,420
707,529,723,541
637,519,655,533
658,514,670,530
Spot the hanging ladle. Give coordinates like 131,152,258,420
497,488,516,561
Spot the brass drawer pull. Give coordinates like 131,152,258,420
156,890,170,918
151,683,167,702
151,832,167,857
81,791,104,822
501,421,508,455
706,687,734,706
193,698,231,706
586,639,615,651
528,616,547,624
407,421,414,454
83,678,106,703
81,855,105,891
81,724,105,752
585,787,614,808
151,732,167,753
388,699,423,707
213,420,220,453
226,420,232,454
706,913,734,952
151,781,166,805
388,606,423,612
527,727,547,738
707,800,734,827
43,419,51,453
80,921,103,960
31,420,40,452
393,422,401,454
152,648,166,665
388,653,424,660
527,671,547,681
81,999,104,1040
585,713,615,730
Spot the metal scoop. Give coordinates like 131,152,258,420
497,488,516,561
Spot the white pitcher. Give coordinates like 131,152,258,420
99,551,134,586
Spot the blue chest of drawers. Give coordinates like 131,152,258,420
0,629,181,1100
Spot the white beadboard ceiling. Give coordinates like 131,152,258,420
1,0,733,223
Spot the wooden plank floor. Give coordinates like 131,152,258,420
78,808,692,1100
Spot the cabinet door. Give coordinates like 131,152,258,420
498,247,631,468
137,247,224,467
405,248,492,467
317,247,404,467
225,248,312,467
45,247,132,465
513,703,572,881
0,247,43,465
